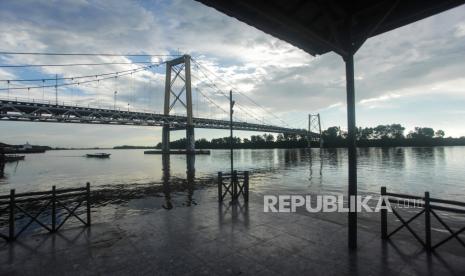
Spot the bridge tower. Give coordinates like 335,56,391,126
162,55,195,153
308,114,323,148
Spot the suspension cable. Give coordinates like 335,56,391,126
0,61,159,68
0,51,181,57
0,63,161,91
191,57,289,126
0,63,163,82
191,72,270,125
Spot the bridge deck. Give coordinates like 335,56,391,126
0,99,317,137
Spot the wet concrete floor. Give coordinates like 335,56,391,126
1,188,464,275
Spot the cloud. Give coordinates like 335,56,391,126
1,0,465,146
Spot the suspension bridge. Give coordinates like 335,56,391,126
0,53,320,153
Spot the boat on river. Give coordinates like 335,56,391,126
86,153,111,158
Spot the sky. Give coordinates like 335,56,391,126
0,0,465,147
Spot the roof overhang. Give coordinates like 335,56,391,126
196,0,465,57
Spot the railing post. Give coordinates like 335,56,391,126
232,170,238,203
9,189,15,241
52,185,56,232
86,182,91,226
424,191,431,252
218,172,223,202
381,187,387,240
244,171,249,202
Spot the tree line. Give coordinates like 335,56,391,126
323,124,464,147
155,124,465,149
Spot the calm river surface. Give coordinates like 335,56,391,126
1,147,464,201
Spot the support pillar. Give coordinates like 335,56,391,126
308,114,323,148
162,153,172,209
185,55,195,153
162,55,195,154
186,154,195,205
308,114,312,149
162,124,170,153
186,126,195,153
345,52,357,249
163,58,172,154
229,90,235,174
318,113,323,148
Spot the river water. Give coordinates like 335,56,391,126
1,147,464,201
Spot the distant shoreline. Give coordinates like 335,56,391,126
48,145,465,150
4,143,464,152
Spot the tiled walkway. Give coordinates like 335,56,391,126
1,190,464,275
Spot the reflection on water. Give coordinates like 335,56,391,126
162,154,172,210
0,147,464,202
161,154,196,210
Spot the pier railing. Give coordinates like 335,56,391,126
381,186,465,251
218,171,249,203
0,183,91,242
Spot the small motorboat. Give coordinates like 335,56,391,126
86,153,111,158
4,155,25,162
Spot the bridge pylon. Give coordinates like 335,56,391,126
162,55,194,153
308,113,323,148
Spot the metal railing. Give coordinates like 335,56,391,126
381,186,465,251
218,171,249,203
0,98,312,135
0,183,91,242
0,96,160,114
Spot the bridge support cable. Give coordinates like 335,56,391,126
191,63,272,125
191,57,290,127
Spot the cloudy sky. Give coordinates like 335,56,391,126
1,0,464,147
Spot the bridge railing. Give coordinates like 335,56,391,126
218,171,249,203
0,96,167,114
0,97,310,134
0,183,91,242
381,186,465,252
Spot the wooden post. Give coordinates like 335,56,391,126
86,182,91,226
218,172,223,202
0,147,5,178
381,187,387,239
424,191,431,251
232,170,238,203
9,189,15,241
52,185,56,232
244,171,249,202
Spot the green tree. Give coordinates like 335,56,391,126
357,127,373,140
276,134,285,142
408,127,435,139
322,126,341,139
390,124,405,139
435,130,445,138
373,125,389,139
263,133,275,143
